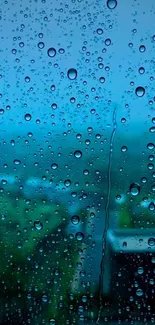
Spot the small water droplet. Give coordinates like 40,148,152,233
74,150,82,158
14,159,21,165
71,215,80,225
135,86,145,97
34,221,43,230
139,45,146,53
136,288,143,297
121,145,128,152
148,238,155,246
42,294,48,303
38,42,45,49
130,183,140,196
25,76,31,83
51,163,58,170
76,232,84,241
24,113,32,121
64,179,71,187
47,47,56,57
147,143,155,150
96,28,103,35
107,0,117,9
67,68,77,80
137,266,144,275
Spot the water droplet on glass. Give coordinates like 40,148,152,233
51,163,58,170
24,113,32,121
147,143,155,150
136,288,143,297
107,0,117,9
47,47,56,57
135,86,145,97
74,150,82,158
38,42,45,49
42,294,48,303
34,220,43,230
148,202,155,211
99,76,105,83
137,267,144,275
139,45,146,53
121,146,128,152
130,183,140,196
25,76,31,83
96,28,103,35
138,67,145,74
76,232,84,241
67,68,77,80
148,238,155,246
71,215,80,225
14,159,21,165
64,179,71,187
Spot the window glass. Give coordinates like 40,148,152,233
0,1,154,324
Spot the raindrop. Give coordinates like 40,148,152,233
42,294,48,303
34,221,43,230
67,68,77,80
139,45,146,53
74,150,82,158
138,67,145,74
147,143,155,150
135,86,145,97
64,179,71,187
47,47,56,57
99,76,105,83
25,76,31,83
136,288,143,297
76,232,84,241
24,113,32,121
148,202,155,211
130,183,140,196
121,146,128,152
148,238,155,246
14,159,21,165
71,215,80,225
121,118,126,124
38,42,45,49
137,267,144,275
51,163,58,170
97,28,103,35
107,0,117,9
49,320,56,325
105,38,111,46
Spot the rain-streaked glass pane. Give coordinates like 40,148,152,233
0,1,155,324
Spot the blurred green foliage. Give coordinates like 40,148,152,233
0,192,87,324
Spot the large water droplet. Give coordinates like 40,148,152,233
136,288,143,297
47,47,56,57
34,221,43,230
76,232,84,241
148,238,155,246
24,113,32,121
137,267,144,275
71,215,80,225
135,86,145,97
107,0,117,9
74,150,82,158
67,68,77,80
130,183,140,196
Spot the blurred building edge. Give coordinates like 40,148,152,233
103,228,155,295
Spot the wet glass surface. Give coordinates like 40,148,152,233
0,0,155,324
